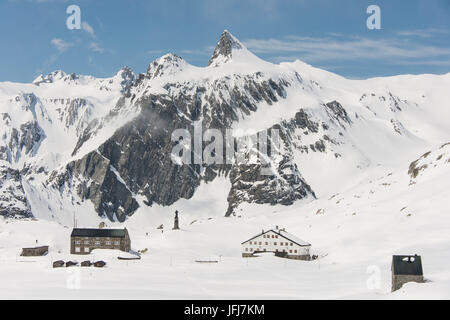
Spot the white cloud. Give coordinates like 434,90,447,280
147,50,165,55
51,38,72,53
180,48,212,56
395,28,449,38
89,42,104,53
82,21,95,38
242,34,450,66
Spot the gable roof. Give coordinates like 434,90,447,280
71,228,127,238
392,255,423,276
241,229,311,247
278,230,311,246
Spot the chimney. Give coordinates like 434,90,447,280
276,226,278,230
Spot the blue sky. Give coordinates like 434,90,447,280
1,0,449,82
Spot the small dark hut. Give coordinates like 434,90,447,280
65,261,78,267
81,260,92,267
93,260,106,268
53,260,65,268
392,254,424,292
20,246,49,256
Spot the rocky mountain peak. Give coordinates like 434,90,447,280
114,66,136,92
33,70,67,85
207,30,246,67
117,66,134,77
146,53,187,80
32,70,83,86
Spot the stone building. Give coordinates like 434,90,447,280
70,228,131,255
391,255,424,292
241,227,311,260
20,245,49,256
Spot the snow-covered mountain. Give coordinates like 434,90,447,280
0,30,449,224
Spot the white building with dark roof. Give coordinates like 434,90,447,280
241,227,311,260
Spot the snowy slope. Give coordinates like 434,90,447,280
0,67,136,217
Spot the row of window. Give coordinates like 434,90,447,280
249,241,293,246
245,248,299,254
75,240,120,246
263,234,278,239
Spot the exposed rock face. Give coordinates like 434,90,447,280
146,54,187,79
208,30,244,67
226,124,315,216
116,66,136,93
324,100,352,128
0,94,46,163
0,65,138,220
45,36,322,221
0,163,31,217
407,142,450,183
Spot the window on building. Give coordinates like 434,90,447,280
75,240,81,245
245,248,248,251
75,247,81,253
259,242,262,245
290,242,293,246
275,235,278,238
84,247,90,253
289,250,292,253
265,242,268,245
106,241,111,245
274,242,277,245
84,240,89,245
250,248,253,252
294,250,297,253
114,241,120,245
95,241,100,245
249,241,252,245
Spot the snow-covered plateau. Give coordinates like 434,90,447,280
0,30,449,299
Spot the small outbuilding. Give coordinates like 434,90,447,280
81,260,92,267
93,260,106,268
20,246,49,256
53,260,65,268
65,261,78,267
392,255,424,292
